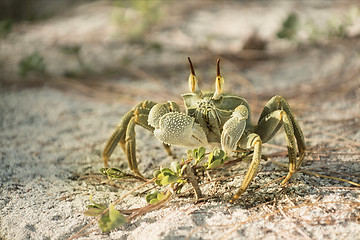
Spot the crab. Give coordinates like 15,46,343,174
102,58,306,202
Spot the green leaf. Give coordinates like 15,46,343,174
160,168,174,176
206,159,223,169
187,149,193,157
188,147,206,163
153,170,161,178
198,147,206,159
84,197,107,217
145,191,159,203
99,168,108,175
149,198,159,204
88,195,107,210
86,203,106,210
100,167,130,179
157,192,166,201
83,207,104,217
84,196,127,232
155,179,162,186
170,161,180,174
146,191,167,204
109,205,127,224
193,147,206,164
208,151,215,163
204,148,227,169
217,149,225,160
99,204,127,233
160,175,180,186
154,162,183,186
98,213,110,232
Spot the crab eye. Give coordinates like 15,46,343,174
188,57,200,93
213,58,224,100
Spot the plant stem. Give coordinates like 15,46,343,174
128,188,173,221
185,165,203,202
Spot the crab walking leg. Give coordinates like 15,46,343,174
102,110,134,167
280,111,298,184
230,133,262,202
125,117,138,174
102,100,157,171
254,109,297,185
259,95,306,168
276,97,306,168
124,102,173,177
162,143,172,156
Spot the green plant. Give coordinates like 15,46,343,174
145,147,228,203
204,148,228,169
153,161,185,187
83,196,127,233
145,190,168,204
327,8,360,38
18,51,46,77
0,20,13,38
187,146,206,165
58,44,92,77
277,8,360,42
277,13,299,40
112,0,164,41
79,144,360,238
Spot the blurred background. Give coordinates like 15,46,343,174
1,0,360,112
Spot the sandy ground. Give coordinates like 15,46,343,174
1,1,360,240
1,74,359,240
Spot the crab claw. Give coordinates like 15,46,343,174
221,105,249,154
153,112,208,147
148,101,180,129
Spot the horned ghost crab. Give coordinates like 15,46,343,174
102,58,306,202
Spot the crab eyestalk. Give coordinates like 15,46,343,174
188,57,201,94
213,58,224,100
